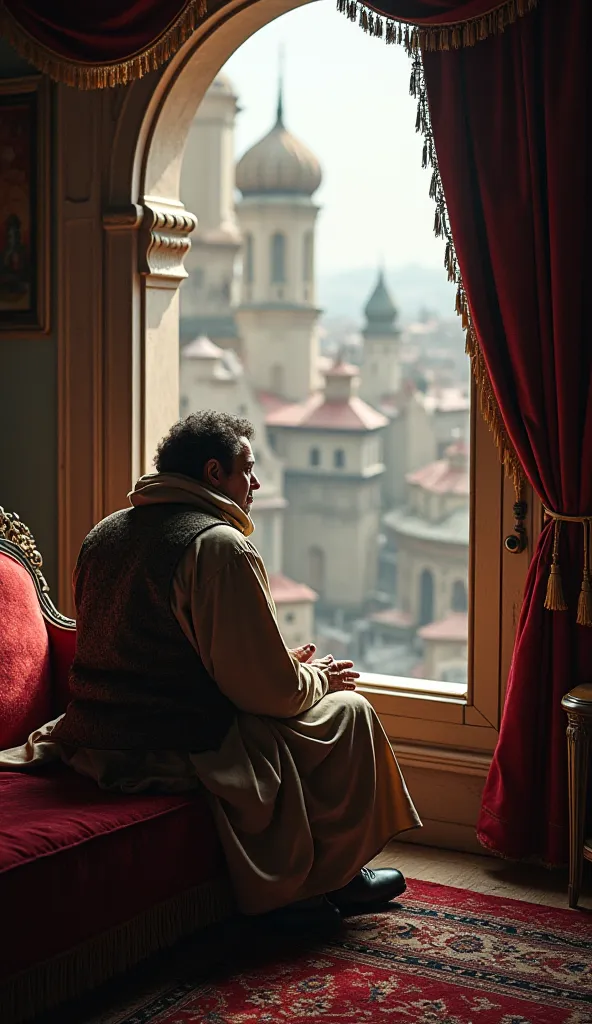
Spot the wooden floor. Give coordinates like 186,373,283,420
371,840,592,911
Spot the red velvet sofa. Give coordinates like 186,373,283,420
0,507,234,1024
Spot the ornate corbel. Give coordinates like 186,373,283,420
138,196,197,286
103,198,197,287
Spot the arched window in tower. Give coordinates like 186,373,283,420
303,231,313,283
334,449,346,469
451,579,468,613
244,233,254,284
270,364,284,396
308,546,325,596
419,569,435,626
270,232,287,284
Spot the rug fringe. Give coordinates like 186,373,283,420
0,877,234,1024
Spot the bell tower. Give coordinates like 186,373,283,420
360,269,401,406
234,73,323,402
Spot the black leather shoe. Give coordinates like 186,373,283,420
261,895,342,933
327,868,406,912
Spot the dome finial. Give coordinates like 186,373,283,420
276,45,285,127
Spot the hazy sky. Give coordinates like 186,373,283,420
224,1,446,277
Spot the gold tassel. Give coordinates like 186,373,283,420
545,520,568,612
577,521,592,626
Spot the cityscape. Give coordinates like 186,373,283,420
178,71,470,684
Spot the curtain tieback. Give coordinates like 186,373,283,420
542,509,592,626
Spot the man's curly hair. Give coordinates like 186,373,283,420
154,411,255,480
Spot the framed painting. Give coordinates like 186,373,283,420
0,76,50,336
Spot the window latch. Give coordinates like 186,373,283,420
504,500,527,554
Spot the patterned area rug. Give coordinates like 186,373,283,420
90,879,592,1024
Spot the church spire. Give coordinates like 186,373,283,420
363,265,399,338
276,46,285,127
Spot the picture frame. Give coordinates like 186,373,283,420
0,76,50,336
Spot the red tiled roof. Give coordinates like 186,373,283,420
269,573,318,604
370,608,414,628
256,390,293,415
407,457,469,495
417,612,468,642
266,393,388,432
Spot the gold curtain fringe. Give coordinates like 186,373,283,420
0,0,207,89
407,45,525,496
336,0,538,53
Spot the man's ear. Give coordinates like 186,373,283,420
204,458,221,486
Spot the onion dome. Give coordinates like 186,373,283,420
236,81,322,197
363,269,399,337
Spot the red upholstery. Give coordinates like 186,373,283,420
0,766,223,978
0,553,53,748
0,540,229,995
46,619,76,714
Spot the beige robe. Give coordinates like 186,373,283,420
0,475,421,914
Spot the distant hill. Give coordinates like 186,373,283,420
318,264,458,324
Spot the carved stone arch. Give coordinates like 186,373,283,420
57,0,313,610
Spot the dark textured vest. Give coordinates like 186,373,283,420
52,504,236,751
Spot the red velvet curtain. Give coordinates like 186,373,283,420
420,0,592,864
0,0,534,83
1,2,189,63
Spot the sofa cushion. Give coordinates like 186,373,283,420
0,553,53,749
0,766,225,979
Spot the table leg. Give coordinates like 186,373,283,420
566,713,591,909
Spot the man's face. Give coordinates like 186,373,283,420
205,437,261,513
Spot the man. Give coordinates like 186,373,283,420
1,412,421,926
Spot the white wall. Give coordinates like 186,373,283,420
282,474,384,608
237,196,319,307
275,600,316,649
235,306,320,402
270,428,384,477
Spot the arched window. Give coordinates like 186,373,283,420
303,231,313,282
270,232,286,284
310,447,321,467
308,546,325,596
334,449,345,469
452,579,468,613
419,569,435,626
244,233,254,284
270,364,284,396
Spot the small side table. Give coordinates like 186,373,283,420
561,684,592,908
